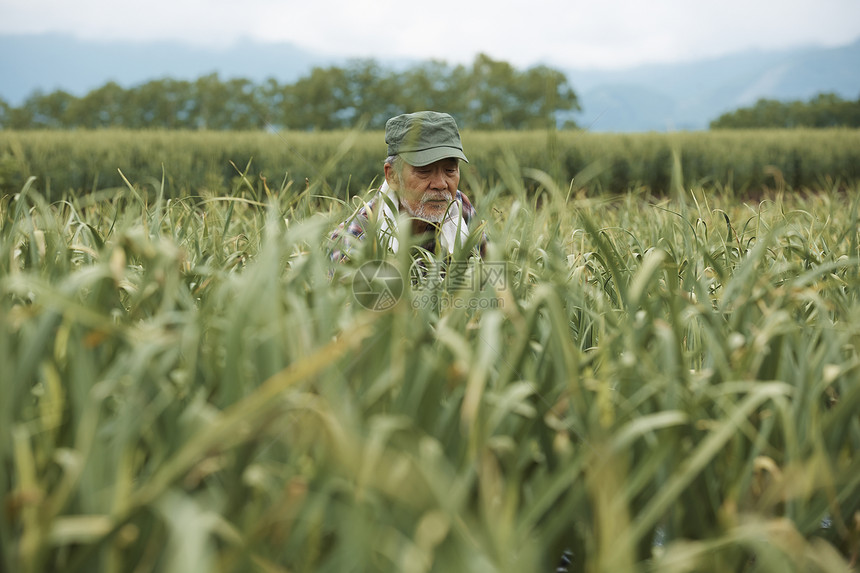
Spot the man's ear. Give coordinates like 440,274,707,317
384,162,398,188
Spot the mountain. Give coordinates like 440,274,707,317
1,33,859,131
0,33,332,106
567,39,860,131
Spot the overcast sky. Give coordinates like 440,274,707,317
2,0,860,69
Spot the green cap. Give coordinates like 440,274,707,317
385,111,468,167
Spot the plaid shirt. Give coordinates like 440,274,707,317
330,183,486,261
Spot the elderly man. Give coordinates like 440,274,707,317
331,111,486,260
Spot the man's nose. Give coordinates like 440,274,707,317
429,169,446,189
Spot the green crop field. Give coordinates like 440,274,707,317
2,128,860,199
1,131,859,572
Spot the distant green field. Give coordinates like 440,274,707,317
1,135,859,572
2,128,860,199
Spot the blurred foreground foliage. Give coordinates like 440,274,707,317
1,156,859,572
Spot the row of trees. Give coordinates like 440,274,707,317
710,93,860,128
0,54,580,131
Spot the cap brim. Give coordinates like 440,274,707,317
400,146,469,167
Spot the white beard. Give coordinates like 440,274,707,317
389,173,451,223
377,181,470,255
399,197,450,223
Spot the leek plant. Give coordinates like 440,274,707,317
1,158,858,572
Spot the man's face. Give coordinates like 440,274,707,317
386,157,460,223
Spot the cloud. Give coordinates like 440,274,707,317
2,0,859,68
